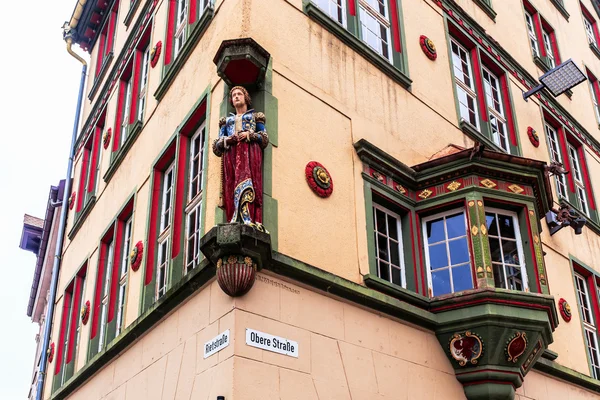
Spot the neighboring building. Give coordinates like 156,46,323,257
19,181,65,400
38,0,600,399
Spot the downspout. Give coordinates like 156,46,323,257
35,11,88,400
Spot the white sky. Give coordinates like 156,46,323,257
0,1,89,398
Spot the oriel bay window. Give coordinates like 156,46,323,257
52,263,86,391
543,113,598,221
89,197,135,359
305,0,409,87
357,139,552,300
448,27,519,154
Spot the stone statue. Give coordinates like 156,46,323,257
213,86,269,231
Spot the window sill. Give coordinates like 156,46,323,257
472,0,497,21
549,0,569,21
590,43,600,61
154,7,214,101
124,0,141,27
88,52,114,101
363,274,430,309
103,120,143,183
304,2,412,89
67,195,97,240
459,120,504,153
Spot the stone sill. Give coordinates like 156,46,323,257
124,0,141,27
103,120,143,184
459,120,505,153
473,0,496,21
590,43,600,61
304,2,411,89
88,52,113,101
549,0,570,21
67,195,96,240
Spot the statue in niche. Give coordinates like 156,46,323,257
213,86,269,231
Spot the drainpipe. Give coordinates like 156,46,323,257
35,17,88,400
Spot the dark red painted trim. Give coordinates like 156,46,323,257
172,136,188,259
180,100,207,136
165,0,177,66
390,0,401,53
471,48,488,123
524,207,542,294
557,126,575,192
95,33,106,77
106,8,118,55
54,288,72,375
581,3,600,45
587,273,600,332
578,146,596,210
87,127,101,193
108,221,123,323
112,82,126,152
145,169,163,285
189,0,198,24
500,75,517,147
129,50,142,125
348,0,356,17
76,144,90,212
66,276,83,364
533,14,546,57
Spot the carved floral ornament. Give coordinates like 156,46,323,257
306,161,334,198
506,332,528,363
419,35,437,60
130,241,144,272
449,331,483,366
103,128,112,150
150,41,162,68
48,342,55,363
81,300,90,325
69,192,76,210
527,127,539,147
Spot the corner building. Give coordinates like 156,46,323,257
45,0,600,399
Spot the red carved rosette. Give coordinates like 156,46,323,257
420,35,437,60
80,300,90,325
527,126,539,147
559,298,572,322
216,255,257,297
48,342,55,363
130,241,144,272
103,128,112,150
305,161,333,198
150,41,162,68
69,192,76,210
506,331,528,363
449,331,483,366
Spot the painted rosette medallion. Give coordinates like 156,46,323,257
130,241,144,272
305,161,333,198
527,127,539,147
420,35,437,60
449,331,483,366
559,298,572,322
80,300,90,325
216,255,258,297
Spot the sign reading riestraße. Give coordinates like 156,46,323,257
245,328,299,358
203,329,230,359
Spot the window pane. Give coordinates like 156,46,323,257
449,238,469,265
428,243,448,270
387,214,398,240
489,237,502,262
493,263,506,289
432,269,451,297
502,240,520,265
486,213,498,236
426,218,445,243
506,265,523,291
389,241,400,267
378,260,390,281
376,209,387,235
452,264,473,292
391,266,401,286
498,214,516,238
446,213,466,239
377,234,389,261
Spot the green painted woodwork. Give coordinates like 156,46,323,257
154,6,214,101
535,357,600,394
472,0,497,21
466,193,495,288
549,0,569,20
303,1,412,89
88,51,113,101
67,195,97,240
104,119,143,184
124,0,142,27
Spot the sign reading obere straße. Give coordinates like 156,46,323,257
245,328,299,358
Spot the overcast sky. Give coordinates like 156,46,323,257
0,1,89,398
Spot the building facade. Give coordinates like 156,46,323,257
38,0,600,399
20,181,65,400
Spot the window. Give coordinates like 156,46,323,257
373,203,405,287
76,118,102,212
485,209,527,291
53,264,86,389
358,0,392,61
89,198,135,357
568,144,590,217
94,2,119,78
185,123,207,273
157,163,175,299
451,39,478,128
423,209,472,297
523,2,561,70
544,123,568,199
311,0,345,25
582,3,600,49
574,272,600,379
448,31,519,154
174,0,188,59
587,69,600,124
120,78,134,147
165,0,213,65
137,46,150,122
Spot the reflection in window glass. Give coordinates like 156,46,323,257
423,210,472,297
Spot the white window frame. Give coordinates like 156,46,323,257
373,202,406,288
174,0,188,59
311,0,346,27
545,123,568,199
422,208,473,297
482,67,509,152
120,78,134,146
589,79,600,124
450,39,479,129
485,207,529,291
358,0,393,62
116,217,133,336
137,46,150,122
184,124,207,274
542,29,555,68
525,11,540,57
584,16,598,47
574,273,600,379
568,144,590,217
98,240,115,352
157,162,175,299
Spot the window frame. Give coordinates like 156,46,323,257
94,3,119,79
581,2,600,52
587,68,600,125
523,1,561,71
372,202,407,288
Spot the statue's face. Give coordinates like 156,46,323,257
231,89,246,108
